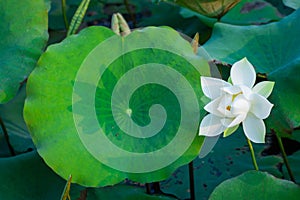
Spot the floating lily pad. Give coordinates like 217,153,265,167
202,9,300,137
0,0,49,103
24,26,209,186
0,151,65,200
209,170,300,199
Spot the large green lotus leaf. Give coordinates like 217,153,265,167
202,9,300,136
24,26,209,186
209,170,300,199
268,60,300,135
160,128,283,199
0,84,34,157
0,0,49,104
0,151,65,200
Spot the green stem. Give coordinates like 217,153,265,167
247,138,259,171
275,132,296,182
0,116,15,156
61,0,69,29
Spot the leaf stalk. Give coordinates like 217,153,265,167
247,138,259,171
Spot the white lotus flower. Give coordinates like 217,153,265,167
199,58,274,143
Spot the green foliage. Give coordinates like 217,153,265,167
139,2,212,41
180,0,282,27
282,150,300,182
0,151,65,200
209,170,300,199
48,0,106,30
161,0,240,18
67,0,91,36
1,0,299,199
24,26,208,186
203,9,300,137
221,0,282,24
160,129,284,199
283,0,300,9
0,85,34,156
0,0,49,103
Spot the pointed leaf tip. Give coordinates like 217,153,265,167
191,32,199,54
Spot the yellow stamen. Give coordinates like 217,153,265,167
226,105,231,111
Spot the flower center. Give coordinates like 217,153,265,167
225,92,243,112
225,92,243,111
226,105,231,111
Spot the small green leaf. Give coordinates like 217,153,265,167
209,170,300,200
227,76,233,84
